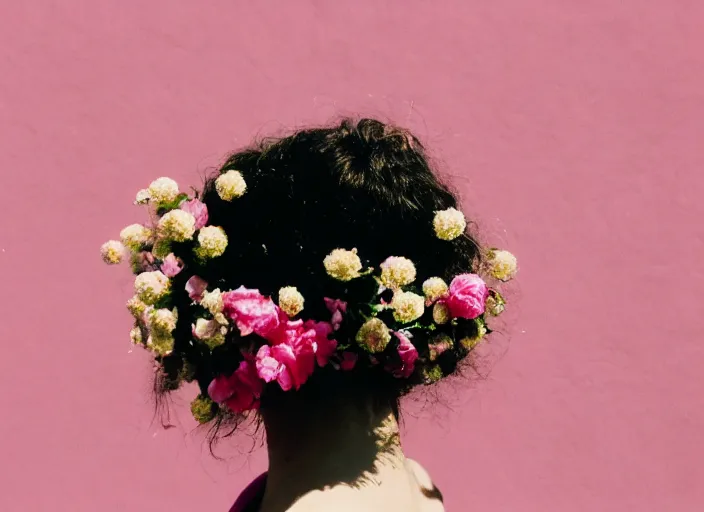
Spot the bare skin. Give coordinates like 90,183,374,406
258,396,444,512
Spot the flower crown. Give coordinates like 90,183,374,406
102,172,517,423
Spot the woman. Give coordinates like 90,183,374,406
102,118,517,511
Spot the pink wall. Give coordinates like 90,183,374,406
1,2,703,510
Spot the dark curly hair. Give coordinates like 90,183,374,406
145,118,486,434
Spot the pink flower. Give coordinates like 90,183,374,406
207,360,263,413
160,253,183,277
304,320,337,367
271,342,315,390
444,273,489,320
256,345,293,391
390,331,418,378
185,275,208,301
180,199,209,230
255,341,314,391
133,251,157,272
222,286,280,337
255,345,285,382
266,310,308,345
324,297,347,331
254,315,323,391
340,351,358,371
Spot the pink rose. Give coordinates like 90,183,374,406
222,287,280,337
256,345,294,391
304,319,337,367
265,310,307,345
254,316,322,391
255,345,286,385
444,273,489,320
340,351,358,371
207,360,263,413
390,331,418,378
255,342,314,391
185,275,208,301
324,297,347,331
271,342,315,390
180,199,209,230
160,253,183,277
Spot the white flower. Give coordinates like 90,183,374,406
324,248,363,281
147,333,174,356
134,271,170,304
485,292,506,316
195,226,228,259
432,302,451,325
129,326,143,344
390,291,425,323
149,308,177,336
134,189,151,205
126,296,147,317
422,277,448,304
193,318,225,348
214,312,229,326
355,318,391,353
147,177,179,204
433,207,466,241
215,170,247,201
200,288,223,315
487,249,518,281
278,286,305,317
101,240,125,264
157,209,196,242
120,224,152,251
380,256,416,288
190,396,215,424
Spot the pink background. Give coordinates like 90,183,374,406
1,2,703,511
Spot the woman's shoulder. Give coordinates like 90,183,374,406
405,459,445,511
229,473,267,512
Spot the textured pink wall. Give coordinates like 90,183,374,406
1,2,703,511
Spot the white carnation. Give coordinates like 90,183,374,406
487,249,518,282
157,209,196,242
134,189,151,205
134,271,170,305
433,208,466,241
422,277,448,304
120,224,152,251
355,318,391,353
196,226,228,259
193,318,225,349
149,308,177,335
390,291,425,323
147,177,179,204
432,302,451,325
215,170,247,201
147,333,174,356
324,248,363,281
278,286,305,317
200,288,223,315
129,326,143,344
100,240,125,265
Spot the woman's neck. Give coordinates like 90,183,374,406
259,396,412,511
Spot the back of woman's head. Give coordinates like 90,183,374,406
102,118,517,434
